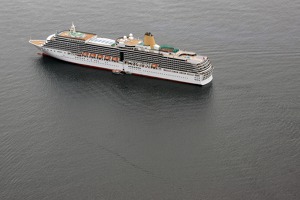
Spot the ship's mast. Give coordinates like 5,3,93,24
70,22,76,33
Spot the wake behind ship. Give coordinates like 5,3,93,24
29,23,213,85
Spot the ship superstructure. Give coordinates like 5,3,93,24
29,23,213,85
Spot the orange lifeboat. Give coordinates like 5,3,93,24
151,63,159,68
112,57,119,62
82,52,88,57
105,55,111,61
90,53,96,58
97,54,103,59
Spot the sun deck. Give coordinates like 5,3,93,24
124,38,141,47
161,50,206,63
58,30,96,41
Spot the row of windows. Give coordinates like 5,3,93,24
125,58,196,73
127,64,195,77
45,48,197,79
197,62,212,71
123,54,195,72
45,40,202,73
130,68,190,80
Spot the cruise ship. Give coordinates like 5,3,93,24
29,23,213,85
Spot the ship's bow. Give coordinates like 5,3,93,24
29,40,46,51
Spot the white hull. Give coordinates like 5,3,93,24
40,47,212,85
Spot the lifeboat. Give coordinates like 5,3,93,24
112,57,119,62
82,52,88,57
105,55,111,61
151,63,159,68
97,54,103,59
90,53,96,58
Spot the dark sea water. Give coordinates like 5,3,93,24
1,0,299,199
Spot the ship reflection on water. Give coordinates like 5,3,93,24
35,55,215,128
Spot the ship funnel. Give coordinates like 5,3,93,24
144,32,156,49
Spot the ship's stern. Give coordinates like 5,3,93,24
196,57,214,85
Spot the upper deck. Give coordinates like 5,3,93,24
47,24,207,64
162,50,207,63
114,33,205,63
87,37,115,46
58,30,96,41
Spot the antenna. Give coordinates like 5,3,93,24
70,22,76,33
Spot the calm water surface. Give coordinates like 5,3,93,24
0,0,299,199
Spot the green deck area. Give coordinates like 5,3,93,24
159,44,179,53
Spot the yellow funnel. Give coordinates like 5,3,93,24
144,32,156,49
